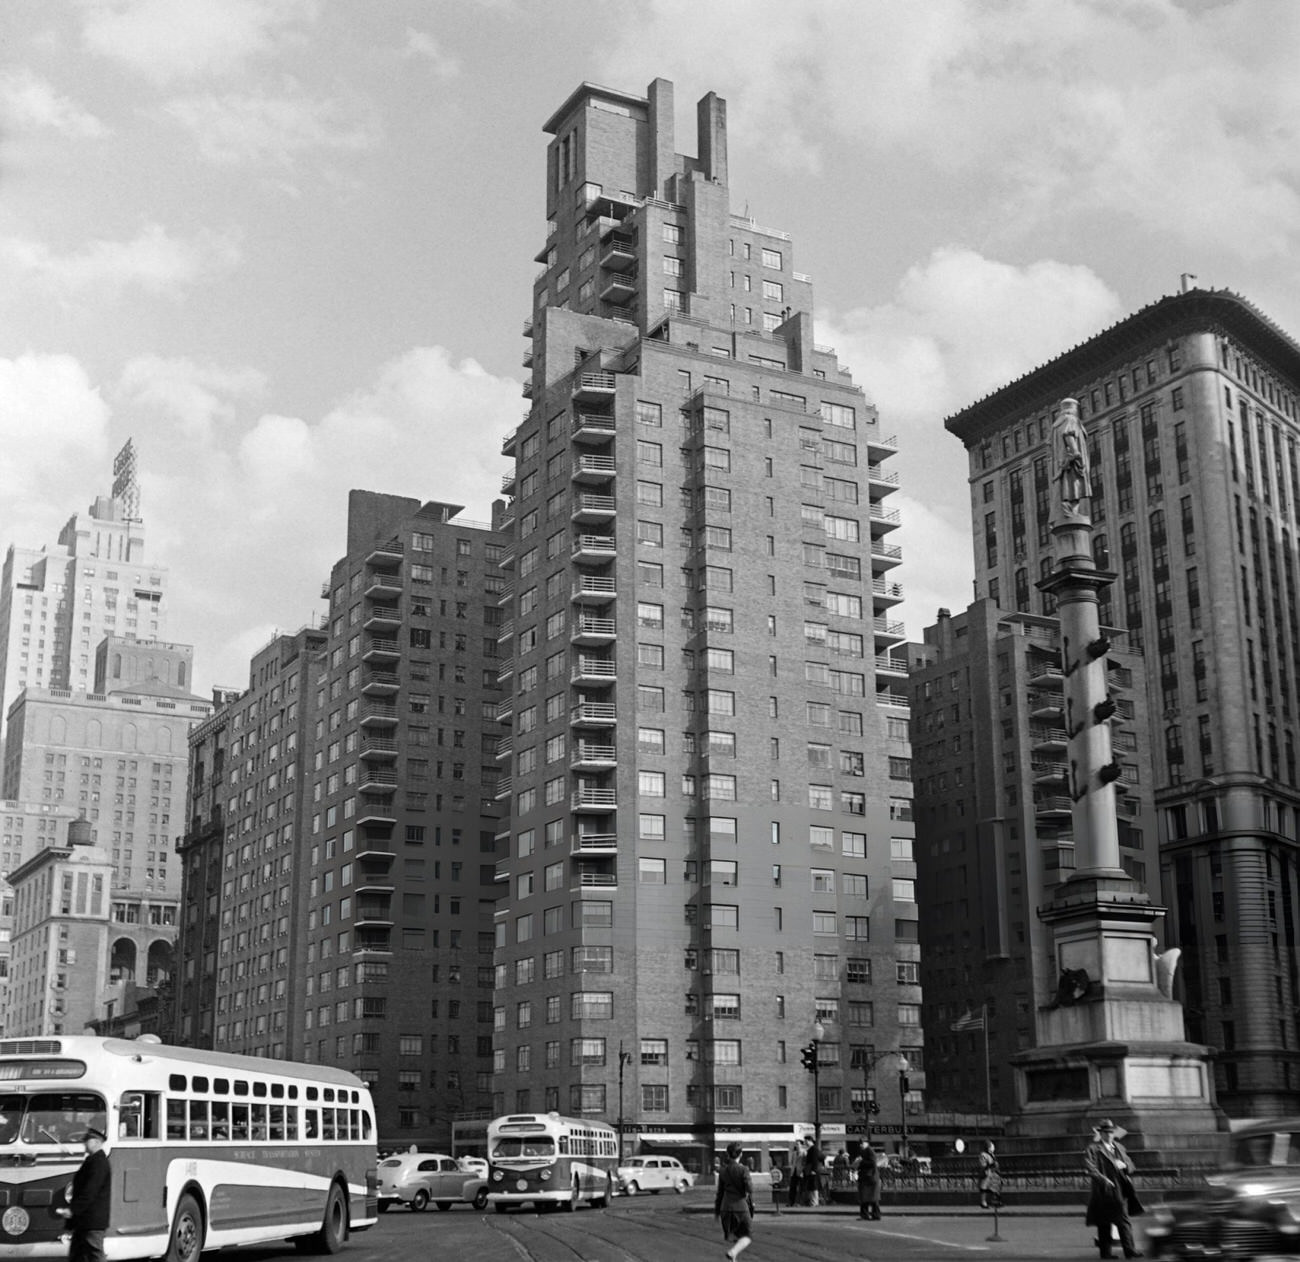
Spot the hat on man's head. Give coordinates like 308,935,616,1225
726,1141,742,1158
80,1126,106,1142
1097,1119,1116,1131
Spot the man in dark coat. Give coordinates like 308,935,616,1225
1084,1120,1143,1259
713,1141,753,1261
55,1126,111,1262
855,1143,882,1220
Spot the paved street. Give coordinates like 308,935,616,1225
242,1188,1127,1262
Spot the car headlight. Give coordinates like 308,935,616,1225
491,1170,503,1182
540,1170,551,1181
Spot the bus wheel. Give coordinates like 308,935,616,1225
473,1188,489,1211
592,1175,612,1209
165,1193,204,1262
561,1179,579,1211
295,1183,347,1255
409,1190,428,1212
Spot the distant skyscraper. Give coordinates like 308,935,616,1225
0,439,167,749
944,289,1300,1117
490,79,916,1166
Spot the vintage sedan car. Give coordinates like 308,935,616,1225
1147,1120,1300,1258
616,1155,695,1195
377,1151,490,1212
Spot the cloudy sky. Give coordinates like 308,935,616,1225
3,0,1298,693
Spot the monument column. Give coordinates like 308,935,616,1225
1006,398,1223,1166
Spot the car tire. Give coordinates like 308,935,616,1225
676,1180,689,1193
626,1181,640,1196
410,1190,428,1212
473,1188,489,1211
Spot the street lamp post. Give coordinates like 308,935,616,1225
617,1042,633,1157
897,1056,912,1160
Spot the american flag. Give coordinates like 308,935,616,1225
950,1008,986,1033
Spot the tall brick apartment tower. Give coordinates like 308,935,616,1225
176,491,506,1146
945,289,1300,1118
490,79,917,1170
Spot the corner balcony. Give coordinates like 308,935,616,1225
864,431,899,461
365,540,404,568
572,412,617,443
573,371,617,403
571,787,617,812
496,619,515,643
572,493,617,523
571,575,617,604
355,838,394,863
362,637,400,663
869,504,902,533
364,572,402,599
872,616,905,648
570,701,616,727
352,931,393,955
871,541,903,570
571,453,617,484
576,871,618,889
571,656,616,686
572,533,617,562
872,578,904,608
501,429,518,458
359,736,399,762
571,831,618,856
875,654,907,678
495,696,514,723
1029,692,1064,720
501,468,517,496
358,767,397,794
1030,726,1068,753
1029,661,1065,687
361,670,399,696
866,462,901,495
494,736,513,762
359,703,398,728
494,776,513,801
1035,794,1073,820
497,582,515,607
357,798,397,828
1031,759,1068,785
571,614,616,645
498,544,516,570
570,742,616,770
876,690,909,709
599,276,636,306
600,240,637,272
355,898,395,927
496,660,515,687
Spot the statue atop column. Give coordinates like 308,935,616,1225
1051,399,1091,522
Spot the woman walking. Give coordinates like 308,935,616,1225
978,1140,1001,1209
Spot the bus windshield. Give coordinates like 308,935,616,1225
0,1092,106,1146
492,1135,556,1158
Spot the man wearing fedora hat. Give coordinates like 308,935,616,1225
54,1125,111,1262
1084,1120,1143,1260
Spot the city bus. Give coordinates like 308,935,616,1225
485,1113,617,1211
0,1035,378,1261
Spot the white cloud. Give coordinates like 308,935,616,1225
133,345,517,688
402,30,459,78
79,0,318,83
0,223,241,297
163,83,381,165
0,354,112,540
818,247,1123,630
0,67,106,138
116,355,266,442
596,0,1300,259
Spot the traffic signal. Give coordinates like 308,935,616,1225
800,1042,818,1074
899,1074,910,1093
870,1101,880,1115
1098,758,1123,785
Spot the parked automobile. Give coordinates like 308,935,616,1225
615,1155,695,1195
1147,1120,1300,1258
377,1151,490,1212
458,1156,489,1180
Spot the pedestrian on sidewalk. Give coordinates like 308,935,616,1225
805,1140,826,1206
854,1143,882,1220
787,1138,805,1207
978,1140,1002,1209
715,1141,754,1261
1084,1120,1144,1260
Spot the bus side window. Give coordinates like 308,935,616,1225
118,1092,161,1140
231,1104,249,1141
166,1099,186,1141
251,1104,268,1142
304,1110,318,1140
269,1105,285,1142
211,1101,230,1140
189,1101,209,1141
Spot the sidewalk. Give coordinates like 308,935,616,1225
682,1193,1085,1218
